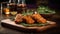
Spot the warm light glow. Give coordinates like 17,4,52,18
4,8,10,14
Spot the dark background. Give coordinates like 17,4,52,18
0,0,36,4
0,0,60,10
48,0,60,10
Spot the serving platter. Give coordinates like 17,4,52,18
1,19,56,32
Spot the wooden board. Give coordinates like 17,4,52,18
1,19,56,32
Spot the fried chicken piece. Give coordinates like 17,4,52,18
23,15,35,24
32,13,47,24
15,14,23,24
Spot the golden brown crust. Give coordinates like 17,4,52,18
32,14,47,24
23,15,35,24
15,14,23,23
15,13,47,24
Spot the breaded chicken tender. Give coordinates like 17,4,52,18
23,15,35,24
15,14,23,24
32,13,47,24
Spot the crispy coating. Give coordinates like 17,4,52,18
15,14,23,23
23,15,35,24
32,14,47,24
